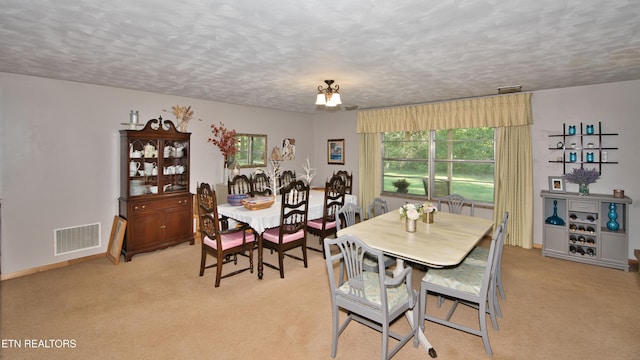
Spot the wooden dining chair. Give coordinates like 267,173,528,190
261,180,310,278
251,172,272,196
333,170,353,194
324,234,419,360
368,197,389,220
279,170,296,192
224,174,253,230
307,175,346,254
197,183,253,287
420,223,505,356
228,174,252,196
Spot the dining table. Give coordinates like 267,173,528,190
217,190,357,279
336,209,494,358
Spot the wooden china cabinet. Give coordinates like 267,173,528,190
119,117,194,261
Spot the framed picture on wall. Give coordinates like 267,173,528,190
327,139,345,165
548,176,566,193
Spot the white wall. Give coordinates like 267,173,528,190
313,80,640,257
531,80,640,255
2,73,639,275
0,73,314,274
311,110,360,194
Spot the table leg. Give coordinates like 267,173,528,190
393,259,437,358
257,234,264,279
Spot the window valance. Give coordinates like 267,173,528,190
356,93,532,133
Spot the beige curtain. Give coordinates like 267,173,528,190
494,126,534,248
358,133,382,215
356,93,533,247
357,93,532,133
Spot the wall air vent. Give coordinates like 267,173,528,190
54,223,101,256
497,85,522,94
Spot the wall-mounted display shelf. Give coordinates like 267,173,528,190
541,190,632,271
118,117,194,261
547,121,618,174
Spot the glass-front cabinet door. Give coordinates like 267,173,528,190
121,118,190,198
161,139,189,194
128,139,159,196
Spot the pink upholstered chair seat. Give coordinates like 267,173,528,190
307,218,336,230
203,231,246,250
262,227,305,244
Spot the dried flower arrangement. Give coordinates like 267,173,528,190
208,122,238,161
163,105,197,132
265,159,282,195
299,157,316,185
565,167,600,185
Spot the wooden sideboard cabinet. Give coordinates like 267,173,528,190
119,118,194,261
540,190,632,271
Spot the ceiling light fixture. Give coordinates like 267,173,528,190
315,80,342,107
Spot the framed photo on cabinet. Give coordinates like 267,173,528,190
548,176,566,193
327,139,345,165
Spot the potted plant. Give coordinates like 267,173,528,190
392,178,410,193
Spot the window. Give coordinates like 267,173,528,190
382,128,495,204
235,134,267,168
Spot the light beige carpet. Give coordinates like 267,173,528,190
1,237,639,360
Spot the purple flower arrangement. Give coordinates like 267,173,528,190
565,167,600,185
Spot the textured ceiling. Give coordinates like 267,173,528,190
1,0,639,113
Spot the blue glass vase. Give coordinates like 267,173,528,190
607,203,619,232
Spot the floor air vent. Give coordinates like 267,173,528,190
55,223,101,256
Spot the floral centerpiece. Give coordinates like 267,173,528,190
208,122,238,180
564,167,600,196
399,203,422,232
399,203,421,220
420,202,438,223
421,202,438,214
163,105,197,132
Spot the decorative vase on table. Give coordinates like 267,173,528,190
405,218,417,233
422,212,434,224
578,183,589,196
224,155,235,182
607,203,620,232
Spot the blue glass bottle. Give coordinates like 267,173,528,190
545,200,565,226
586,152,594,162
568,125,576,135
586,124,594,135
607,203,619,232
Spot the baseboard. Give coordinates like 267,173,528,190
0,253,106,281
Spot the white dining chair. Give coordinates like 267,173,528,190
437,194,475,216
463,211,509,318
324,234,419,360
335,203,396,278
367,197,389,220
420,223,505,356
